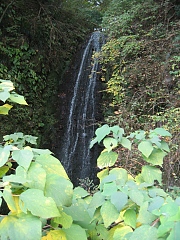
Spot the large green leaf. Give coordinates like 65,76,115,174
26,162,46,191
3,166,28,184
0,165,9,177
63,224,87,240
0,88,10,102
143,149,167,166
100,200,119,228
73,187,89,199
19,189,60,218
0,103,13,115
137,201,156,225
36,154,69,179
141,166,162,185
129,225,158,240
102,181,117,196
162,222,180,240
12,148,34,170
138,141,153,158
0,212,42,240
89,191,105,209
148,196,164,212
54,211,73,229
64,200,92,229
103,137,117,152
121,137,131,150
42,229,67,240
0,146,10,167
95,124,110,143
3,186,16,213
152,128,172,137
128,189,144,206
9,92,28,105
109,168,128,182
97,151,118,169
44,174,73,207
88,224,109,240
111,191,128,211
123,209,137,229
0,80,14,91
113,226,133,240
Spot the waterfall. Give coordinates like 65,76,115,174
59,31,104,185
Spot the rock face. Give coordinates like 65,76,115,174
56,32,104,186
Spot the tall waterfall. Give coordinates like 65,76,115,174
59,31,104,185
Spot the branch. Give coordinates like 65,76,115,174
0,0,15,24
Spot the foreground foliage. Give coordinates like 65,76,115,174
0,81,180,239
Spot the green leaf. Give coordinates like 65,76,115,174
90,137,98,148
0,103,13,114
121,137,131,150
167,222,180,240
97,169,109,181
141,165,162,185
149,136,161,148
95,124,111,143
0,213,42,240
100,201,119,228
160,200,179,217
103,137,117,152
0,165,9,177
123,209,137,229
153,128,172,137
64,199,91,227
148,196,164,212
102,181,117,196
97,151,118,169
110,126,124,135
0,89,10,102
88,224,109,240
3,174,28,184
129,225,157,240
54,211,73,229
63,224,87,240
138,141,153,158
26,162,46,191
3,186,16,212
44,174,73,207
36,154,69,179
42,229,66,240
113,226,133,240
89,191,105,209
19,189,60,218
9,92,28,105
110,168,128,182
129,189,144,206
32,148,52,156
12,149,33,170
0,80,14,91
111,191,128,211
137,202,156,225
0,146,10,167
143,149,166,166
73,187,89,199
160,141,170,153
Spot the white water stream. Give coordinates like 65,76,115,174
60,31,104,183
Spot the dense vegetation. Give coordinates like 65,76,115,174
0,0,102,147
0,0,180,239
99,0,180,188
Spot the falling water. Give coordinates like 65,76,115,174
59,31,104,184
